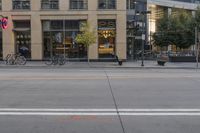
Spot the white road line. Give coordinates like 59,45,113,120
0,108,116,112
1,112,200,116
0,109,200,116
1,108,200,112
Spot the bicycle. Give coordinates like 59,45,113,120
4,53,26,65
45,54,66,65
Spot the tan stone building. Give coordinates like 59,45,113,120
0,0,126,61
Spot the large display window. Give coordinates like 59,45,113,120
13,21,31,59
98,20,116,58
42,20,87,59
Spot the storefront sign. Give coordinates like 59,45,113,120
0,17,8,29
98,20,116,29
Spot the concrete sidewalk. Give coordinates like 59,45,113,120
0,60,199,69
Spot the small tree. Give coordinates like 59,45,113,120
152,15,171,52
153,9,195,52
75,22,96,62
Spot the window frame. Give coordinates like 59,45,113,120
98,0,116,10
41,0,59,10
12,0,31,10
69,0,88,10
127,0,136,10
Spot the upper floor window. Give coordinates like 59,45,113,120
13,0,30,10
41,0,59,10
127,0,135,10
98,0,116,9
70,0,88,10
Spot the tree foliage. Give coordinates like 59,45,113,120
152,9,196,50
75,22,96,62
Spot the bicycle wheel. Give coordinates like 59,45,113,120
16,56,26,65
7,58,15,65
58,57,66,65
45,58,53,65
4,54,11,64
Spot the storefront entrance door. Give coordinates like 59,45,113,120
15,31,31,59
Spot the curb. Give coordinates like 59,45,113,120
0,65,199,70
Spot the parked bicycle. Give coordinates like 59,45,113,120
45,54,66,65
4,53,26,65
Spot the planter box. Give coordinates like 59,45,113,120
157,60,166,66
169,56,200,62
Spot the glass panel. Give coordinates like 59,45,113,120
51,21,63,30
43,20,87,59
70,0,88,9
98,0,116,9
16,31,31,58
13,21,31,59
43,32,51,58
14,21,31,28
65,20,80,30
13,0,30,10
98,20,116,58
41,0,59,9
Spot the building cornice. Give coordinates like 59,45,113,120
147,0,199,10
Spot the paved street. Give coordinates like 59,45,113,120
0,68,200,133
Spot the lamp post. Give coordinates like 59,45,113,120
136,10,151,66
195,27,199,69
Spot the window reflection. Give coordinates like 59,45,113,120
43,20,87,59
98,0,116,9
13,0,30,10
70,0,88,10
41,0,59,9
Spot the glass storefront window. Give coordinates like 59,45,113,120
127,0,136,10
13,21,31,59
70,0,88,10
98,0,116,9
51,21,63,30
13,0,30,10
98,20,116,58
41,0,59,10
42,20,87,59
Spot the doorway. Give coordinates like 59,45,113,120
15,31,31,59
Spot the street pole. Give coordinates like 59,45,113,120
141,14,145,66
195,27,199,69
197,32,199,69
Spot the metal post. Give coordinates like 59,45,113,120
141,14,144,66
197,32,199,69
195,27,199,69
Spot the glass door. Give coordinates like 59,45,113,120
43,31,64,58
15,31,31,59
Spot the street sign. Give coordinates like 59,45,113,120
0,17,8,29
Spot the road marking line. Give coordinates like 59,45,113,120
0,109,117,112
1,108,200,112
1,112,200,116
1,109,200,116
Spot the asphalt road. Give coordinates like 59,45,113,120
0,68,200,133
